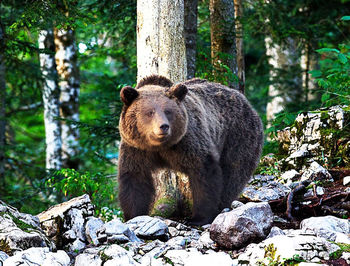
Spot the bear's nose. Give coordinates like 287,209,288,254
160,124,170,134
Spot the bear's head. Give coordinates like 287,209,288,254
119,75,188,151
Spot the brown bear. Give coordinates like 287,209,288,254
118,75,263,225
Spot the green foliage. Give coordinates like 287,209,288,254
0,239,12,256
310,44,350,107
258,243,281,266
258,244,306,265
330,242,350,259
99,206,123,222
257,163,281,177
45,169,119,215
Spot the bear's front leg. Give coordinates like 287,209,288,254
187,154,224,226
118,143,155,221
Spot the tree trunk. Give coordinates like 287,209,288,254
184,0,198,79
265,37,300,126
234,0,245,94
137,0,187,83
301,43,317,102
39,29,62,170
54,28,80,169
209,0,237,87
0,22,6,187
137,0,191,218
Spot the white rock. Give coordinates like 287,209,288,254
230,200,244,209
267,226,285,239
281,170,300,184
85,217,104,246
126,216,169,240
316,186,324,196
301,161,333,182
341,252,350,264
238,234,340,264
0,251,9,262
75,253,102,266
164,249,234,266
343,176,350,186
197,231,215,249
102,218,140,243
300,216,350,242
167,236,191,248
4,247,70,266
103,244,139,265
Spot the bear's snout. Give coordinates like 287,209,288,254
159,124,170,134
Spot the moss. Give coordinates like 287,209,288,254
0,211,37,233
151,196,192,219
6,213,36,232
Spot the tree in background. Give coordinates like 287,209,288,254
39,28,62,170
209,0,237,87
0,19,6,190
55,26,80,169
265,37,301,125
137,0,187,82
234,0,245,93
184,0,198,79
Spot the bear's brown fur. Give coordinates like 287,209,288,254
118,75,263,225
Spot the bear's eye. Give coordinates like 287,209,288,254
146,110,154,117
164,110,172,116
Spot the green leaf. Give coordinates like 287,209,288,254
341,16,350,21
338,53,348,64
309,70,322,78
321,93,330,103
316,48,340,54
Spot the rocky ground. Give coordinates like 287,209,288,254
0,105,349,266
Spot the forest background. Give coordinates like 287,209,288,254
0,0,349,218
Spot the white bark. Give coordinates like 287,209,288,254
137,0,187,83
39,29,62,170
265,37,299,124
54,28,80,169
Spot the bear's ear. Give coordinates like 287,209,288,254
120,86,139,105
167,84,188,101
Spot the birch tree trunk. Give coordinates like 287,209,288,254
184,0,198,79
0,22,6,187
234,0,245,93
137,0,187,83
39,29,62,170
137,0,191,218
209,0,237,87
54,28,80,169
265,37,300,126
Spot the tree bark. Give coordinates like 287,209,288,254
39,29,62,170
209,0,237,87
184,0,198,79
0,21,6,187
301,43,317,102
234,0,245,94
137,0,191,218
137,0,187,83
265,37,300,126
54,28,80,169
